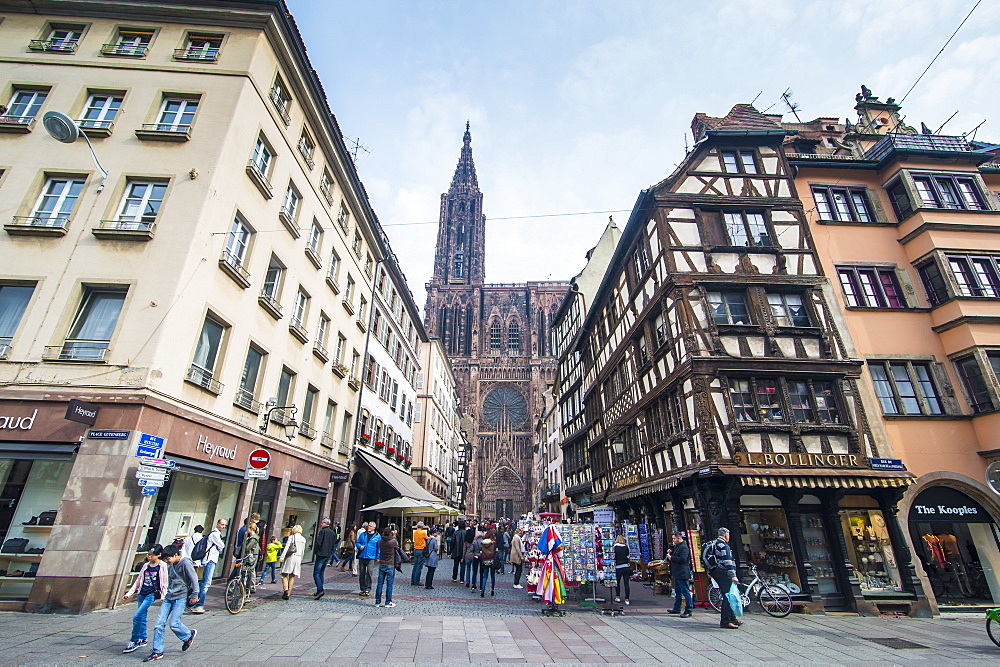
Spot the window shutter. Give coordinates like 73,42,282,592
414,402,422,422
697,210,727,246
416,371,424,389
929,361,961,415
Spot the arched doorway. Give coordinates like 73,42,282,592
907,484,1000,606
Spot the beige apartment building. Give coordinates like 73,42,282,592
0,0,387,612
411,337,462,505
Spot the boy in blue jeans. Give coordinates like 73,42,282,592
143,544,199,661
121,544,167,653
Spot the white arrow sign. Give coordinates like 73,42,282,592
139,457,176,468
136,470,169,481
138,464,170,474
137,478,165,488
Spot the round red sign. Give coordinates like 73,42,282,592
247,448,271,469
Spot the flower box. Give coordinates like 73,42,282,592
359,433,371,444
374,441,385,449
387,447,396,456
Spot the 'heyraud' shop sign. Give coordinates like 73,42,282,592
908,486,993,523
0,409,37,430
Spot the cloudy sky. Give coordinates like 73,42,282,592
288,0,997,308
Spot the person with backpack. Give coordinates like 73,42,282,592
190,518,226,614
355,521,380,597
121,544,167,654
142,544,198,662
451,519,467,582
497,527,510,574
703,527,740,629
479,529,497,597
613,535,632,605
278,524,306,600
180,526,203,562
667,531,693,617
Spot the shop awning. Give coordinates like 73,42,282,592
718,466,916,489
606,476,681,503
355,450,444,504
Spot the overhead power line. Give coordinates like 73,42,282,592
381,208,631,227
898,0,981,105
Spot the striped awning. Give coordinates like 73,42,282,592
718,466,915,490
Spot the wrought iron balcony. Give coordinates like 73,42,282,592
218,249,251,288
298,421,317,439
185,365,223,394
43,341,110,362
233,388,262,413
173,47,219,61
93,218,155,240
865,133,974,162
101,43,148,57
135,123,191,141
6,215,69,236
29,39,78,53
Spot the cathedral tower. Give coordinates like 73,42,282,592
430,122,486,286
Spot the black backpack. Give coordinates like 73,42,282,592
190,535,209,562
702,539,719,571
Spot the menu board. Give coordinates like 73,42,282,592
638,524,651,564
652,529,664,561
688,529,703,573
625,523,640,562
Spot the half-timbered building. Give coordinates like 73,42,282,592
577,104,928,615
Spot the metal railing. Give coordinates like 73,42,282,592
289,318,309,341
785,152,861,161
234,388,262,413
97,218,155,232
297,141,315,169
299,421,317,439
258,290,282,317
219,249,250,281
173,47,219,61
9,214,69,229
78,118,115,131
137,122,191,136
29,39,78,52
43,341,109,362
268,88,291,125
246,160,273,195
0,115,36,128
865,133,973,161
185,365,223,394
101,43,148,57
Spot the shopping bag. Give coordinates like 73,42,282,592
725,582,744,617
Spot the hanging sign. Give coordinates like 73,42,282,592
65,399,99,425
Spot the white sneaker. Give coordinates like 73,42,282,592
385,601,396,608
513,584,523,589
615,597,621,603
624,600,630,605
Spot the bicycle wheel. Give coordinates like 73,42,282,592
708,585,723,612
987,617,1000,648
225,578,246,614
757,584,792,618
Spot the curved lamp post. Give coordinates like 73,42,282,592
259,402,298,441
41,110,110,192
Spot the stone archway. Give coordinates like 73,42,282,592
480,465,525,520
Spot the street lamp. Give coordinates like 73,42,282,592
259,401,298,441
610,440,625,457
41,111,110,192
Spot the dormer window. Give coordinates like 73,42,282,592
721,149,758,174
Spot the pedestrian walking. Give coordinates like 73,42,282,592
463,524,479,588
444,523,455,558
479,529,497,597
704,527,740,629
374,527,397,608
451,519,467,582
258,535,281,585
468,528,483,591
497,526,510,574
355,521,379,597
142,544,198,662
191,518,226,613
510,527,525,589
313,518,336,599
613,535,632,605
338,524,357,572
424,528,440,589
410,521,428,585
121,544,167,654
180,526,202,561
278,524,306,600
667,531,693,617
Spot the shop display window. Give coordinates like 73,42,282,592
283,492,321,562
910,521,1000,605
740,507,801,592
0,459,73,599
839,509,901,593
800,512,839,594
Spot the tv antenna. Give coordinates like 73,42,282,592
781,88,802,122
347,136,370,161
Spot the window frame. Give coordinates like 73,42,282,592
728,376,843,425
707,290,751,325
912,173,986,211
720,149,758,174
946,254,1000,298
79,92,123,129
5,89,49,123
867,360,945,416
224,214,253,268
836,266,906,308
62,286,127,360
29,175,86,227
0,283,35,354
811,185,874,223
766,291,811,327
154,97,199,133
722,210,775,248
114,179,168,228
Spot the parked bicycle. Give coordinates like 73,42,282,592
987,606,1000,648
708,564,793,618
225,555,257,614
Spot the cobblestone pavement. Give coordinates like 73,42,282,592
0,561,997,665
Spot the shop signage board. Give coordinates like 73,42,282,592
88,429,130,440
732,451,865,469
329,471,349,483
870,458,906,471
138,464,172,474
590,505,616,526
135,432,165,458
65,399,99,425
987,461,1000,497
140,457,175,468
909,486,992,523
140,486,157,496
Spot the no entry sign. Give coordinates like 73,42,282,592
245,448,271,479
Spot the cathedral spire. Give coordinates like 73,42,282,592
450,122,479,193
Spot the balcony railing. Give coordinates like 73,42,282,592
101,42,148,57
43,341,109,362
304,245,322,269
299,421,317,439
320,431,334,448
246,160,273,198
173,47,219,61
269,88,291,125
77,118,115,137
218,249,251,288
185,365,223,394
258,290,282,319
325,273,341,294
233,388,262,413
865,133,974,162
320,182,335,206
29,39,79,52
297,142,315,169
785,152,861,161
93,218,155,240
0,115,36,134
135,123,191,141
289,318,309,343
338,440,350,456
6,215,69,236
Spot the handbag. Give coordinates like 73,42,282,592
1,538,29,554
395,545,410,564
287,536,298,556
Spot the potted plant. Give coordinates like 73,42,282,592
359,432,371,444
387,445,396,456
374,440,384,450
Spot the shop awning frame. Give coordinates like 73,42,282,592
355,449,445,504
717,466,916,490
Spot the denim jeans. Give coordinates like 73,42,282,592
410,552,426,585
313,556,330,593
479,561,495,591
130,593,156,642
375,564,395,604
260,561,277,583
425,566,436,588
465,558,480,587
672,578,693,613
196,560,216,607
152,598,192,654
358,558,373,592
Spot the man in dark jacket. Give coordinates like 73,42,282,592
706,527,740,629
667,531,693,617
313,518,336,599
451,520,467,582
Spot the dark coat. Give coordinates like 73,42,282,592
314,525,336,559
669,539,692,580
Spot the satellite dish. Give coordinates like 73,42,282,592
42,110,79,144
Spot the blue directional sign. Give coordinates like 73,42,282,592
135,432,166,458
140,486,157,496
870,457,906,471
88,429,131,440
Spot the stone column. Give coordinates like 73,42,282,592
271,470,292,535
877,488,932,617
783,491,823,613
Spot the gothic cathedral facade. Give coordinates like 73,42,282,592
424,125,569,519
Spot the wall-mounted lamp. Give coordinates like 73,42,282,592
260,400,298,441
42,111,110,192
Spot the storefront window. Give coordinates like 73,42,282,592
0,459,73,599
840,509,902,592
282,491,322,562
740,503,801,592
140,471,240,552
801,512,839,594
